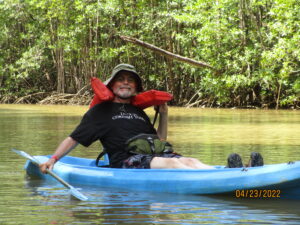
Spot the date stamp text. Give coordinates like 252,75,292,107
235,189,281,198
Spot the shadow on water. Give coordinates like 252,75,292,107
24,177,300,225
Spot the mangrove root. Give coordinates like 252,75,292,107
10,89,92,105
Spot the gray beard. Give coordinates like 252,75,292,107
114,89,134,99
117,94,132,99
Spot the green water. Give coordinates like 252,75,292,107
1,104,300,224
168,108,300,165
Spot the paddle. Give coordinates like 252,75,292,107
12,149,88,201
152,105,159,126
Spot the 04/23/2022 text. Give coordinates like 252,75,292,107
235,189,281,198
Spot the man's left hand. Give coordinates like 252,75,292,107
155,103,168,115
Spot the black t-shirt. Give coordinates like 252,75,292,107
70,102,156,167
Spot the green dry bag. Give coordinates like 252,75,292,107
125,134,173,155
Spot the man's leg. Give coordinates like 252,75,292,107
178,157,214,169
150,157,214,169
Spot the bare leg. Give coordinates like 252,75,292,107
178,157,214,169
150,157,214,169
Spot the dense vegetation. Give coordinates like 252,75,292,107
0,0,299,108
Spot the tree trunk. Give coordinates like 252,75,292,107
56,48,65,93
238,0,247,46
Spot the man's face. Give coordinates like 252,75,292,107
110,71,137,99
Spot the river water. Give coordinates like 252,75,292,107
0,104,299,224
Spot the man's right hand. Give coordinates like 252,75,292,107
39,158,56,173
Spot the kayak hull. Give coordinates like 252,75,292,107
24,155,300,198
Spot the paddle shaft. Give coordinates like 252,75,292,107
12,149,88,201
29,159,72,189
152,106,159,126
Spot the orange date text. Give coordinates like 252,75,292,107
235,189,281,198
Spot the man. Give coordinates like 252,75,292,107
40,64,264,172
40,64,214,173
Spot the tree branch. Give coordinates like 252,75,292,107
120,35,216,70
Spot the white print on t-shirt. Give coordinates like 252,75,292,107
112,112,146,122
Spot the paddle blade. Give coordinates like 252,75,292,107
70,187,89,201
12,149,40,165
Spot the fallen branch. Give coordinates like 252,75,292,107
75,84,91,96
120,35,216,70
185,90,201,107
290,70,300,76
185,99,204,108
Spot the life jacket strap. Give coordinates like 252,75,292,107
95,151,110,167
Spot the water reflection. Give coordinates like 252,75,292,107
23,178,300,225
1,104,300,224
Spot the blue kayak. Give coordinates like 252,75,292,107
24,155,300,198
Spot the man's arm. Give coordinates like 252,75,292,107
39,136,78,173
156,103,168,140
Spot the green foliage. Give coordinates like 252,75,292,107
0,0,299,108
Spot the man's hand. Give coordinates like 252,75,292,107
39,158,56,174
156,103,168,140
155,103,168,115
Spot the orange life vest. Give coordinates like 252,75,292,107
89,77,173,109
131,90,173,109
89,77,114,108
